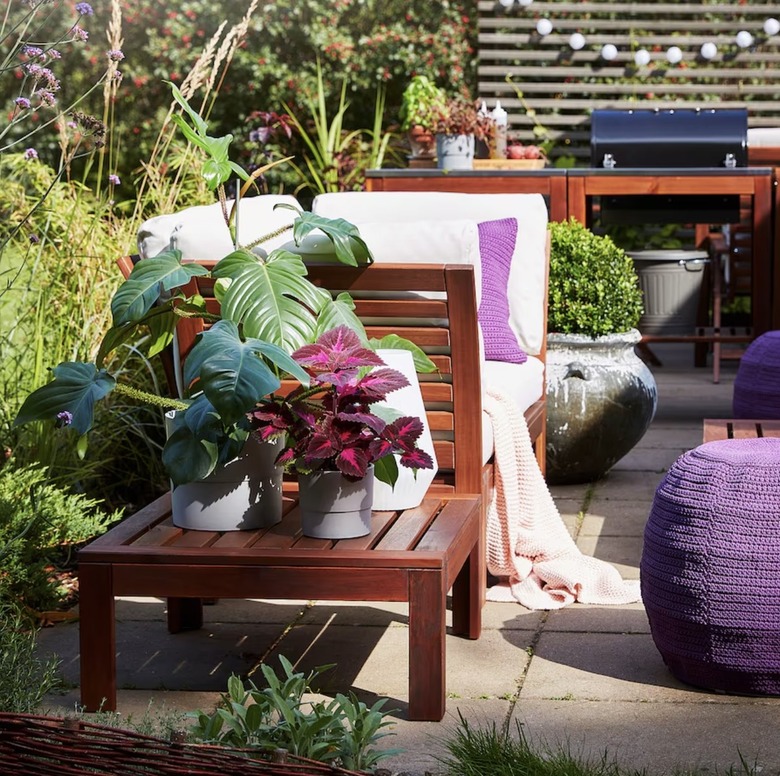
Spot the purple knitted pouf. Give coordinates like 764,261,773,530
733,330,780,419
641,437,780,695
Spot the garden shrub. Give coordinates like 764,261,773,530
0,600,61,713
0,461,120,612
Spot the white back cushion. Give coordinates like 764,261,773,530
312,191,548,355
137,195,300,260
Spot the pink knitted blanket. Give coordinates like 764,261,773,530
484,389,642,609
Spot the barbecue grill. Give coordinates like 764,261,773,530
590,107,748,224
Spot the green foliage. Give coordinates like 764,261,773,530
0,461,119,611
548,219,644,338
189,656,400,771
439,711,765,776
0,600,61,713
399,75,448,132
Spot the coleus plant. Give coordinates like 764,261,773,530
249,326,435,486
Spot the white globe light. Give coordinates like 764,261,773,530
536,18,553,36
765,18,780,36
736,30,754,48
634,48,651,67
498,0,514,8
666,46,683,64
700,42,718,60
569,32,586,51
600,43,618,61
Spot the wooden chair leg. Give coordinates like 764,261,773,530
167,597,203,633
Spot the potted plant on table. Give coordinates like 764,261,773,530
12,84,375,531
432,95,494,171
250,325,435,539
545,218,657,485
399,75,447,161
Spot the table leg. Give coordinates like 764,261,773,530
167,597,203,633
78,563,116,711
452,540,482,640
408,569,446,721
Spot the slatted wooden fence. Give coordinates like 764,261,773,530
478,0,780,163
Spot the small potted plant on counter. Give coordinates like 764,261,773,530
432,94,494,171
399,75,447,162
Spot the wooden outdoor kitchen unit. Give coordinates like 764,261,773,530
368,166,776,336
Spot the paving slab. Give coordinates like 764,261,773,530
581,499,652,536
575,535,642,578
520,630,739,703
511,698,780,776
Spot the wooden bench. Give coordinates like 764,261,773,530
81,261,503,721
703,418,780,442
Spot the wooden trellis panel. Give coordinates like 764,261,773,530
478,0,780,162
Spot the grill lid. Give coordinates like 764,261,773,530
591,108,748,169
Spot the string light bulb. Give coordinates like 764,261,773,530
765,18,780,36
634,48,651,66
700,42,718,59
536,18,553,36
736,30,754,48
569,32,586,50
666,46,683,64
600,43,618,61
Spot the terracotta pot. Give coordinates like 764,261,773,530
407,125,436,159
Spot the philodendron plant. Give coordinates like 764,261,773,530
14,82,397,486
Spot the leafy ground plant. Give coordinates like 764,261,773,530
189,655,400,771
438,711,763,776
0,600,61,713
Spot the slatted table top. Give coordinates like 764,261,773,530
79,492,481,571
703,418,780,443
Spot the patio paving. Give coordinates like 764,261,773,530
37,344,780,775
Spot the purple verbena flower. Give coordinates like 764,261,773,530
22,46,43,59
72,26,88,42
56,410,74,428
108,174,120,185
15,97,31,109
107,49,124,62
29,233,39,244
24,148,38,160
48,49,62,60
75,2,93,15
35,90,57,107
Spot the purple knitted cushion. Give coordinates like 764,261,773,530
733,330,780,419
477,218,527,364
641,437,780,695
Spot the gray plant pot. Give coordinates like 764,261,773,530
435,133,475,170
166,415,283,531
545,329,658,485
298,466,374,539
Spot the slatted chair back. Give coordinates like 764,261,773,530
118,258,486,496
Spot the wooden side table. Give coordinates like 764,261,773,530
78,492,482,721
703,418,780,443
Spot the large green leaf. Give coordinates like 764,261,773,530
213,249,330,351
315,293,366,341
14,362,116,435
162,424,218,485
289,209,372,267
111,249,208,326
182,320,284,425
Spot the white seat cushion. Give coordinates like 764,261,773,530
480,356,545,464
137,195,300,259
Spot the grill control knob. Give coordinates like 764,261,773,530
602,153,617,169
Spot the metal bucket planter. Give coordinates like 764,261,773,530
630,250,709,335
545,329,658,485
